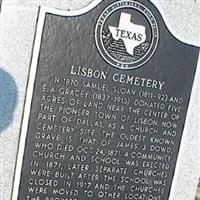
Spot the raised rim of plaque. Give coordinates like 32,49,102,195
11,0,200,200
95,0,159,70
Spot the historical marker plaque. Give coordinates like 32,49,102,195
12,1,199,200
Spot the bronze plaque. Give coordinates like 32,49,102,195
12,1,199,200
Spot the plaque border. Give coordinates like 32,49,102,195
11,1,200,200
